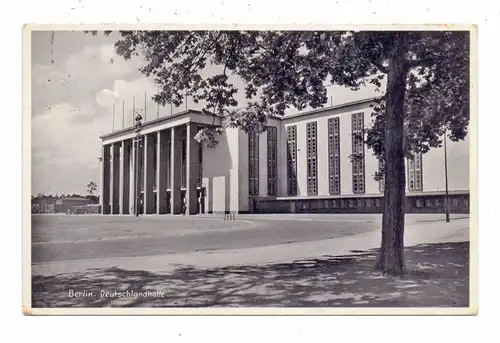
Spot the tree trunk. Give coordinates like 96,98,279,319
375,36,408,275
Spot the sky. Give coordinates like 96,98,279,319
30,31,383,196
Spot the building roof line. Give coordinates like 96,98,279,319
100,109,204,140
279,95,384,121
99,95,384,140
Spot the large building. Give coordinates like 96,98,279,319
100,97,470,216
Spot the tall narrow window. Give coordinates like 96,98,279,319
287,125,297,196
248,130,259,195
407,153,423,191
196,143,203,188
306,121,318,195
267,126,278,196
351,112,365,193
328,117,341,194
379,160,385,193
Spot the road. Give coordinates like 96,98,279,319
32,214,387,263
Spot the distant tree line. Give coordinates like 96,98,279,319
31,193,99,203
32,180,100,204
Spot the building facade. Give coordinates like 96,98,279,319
100,97,470,215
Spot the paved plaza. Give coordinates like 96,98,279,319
30,213,471,308
32,213,393,264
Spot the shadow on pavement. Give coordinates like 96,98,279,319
32,241,469,308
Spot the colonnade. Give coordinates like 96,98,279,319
100,123,201,215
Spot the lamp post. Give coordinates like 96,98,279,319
443,125,450,223
134,113,143,216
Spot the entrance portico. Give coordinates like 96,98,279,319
100,110,220,215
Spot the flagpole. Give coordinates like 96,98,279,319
132,96,135,126
144,92,147,122
112,104,115,132
443,125,450,223
157,87,160,119
122,100,125,129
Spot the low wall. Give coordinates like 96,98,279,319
253,192,470,215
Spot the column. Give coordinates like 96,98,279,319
119,141,124,213
143,134,155,214
129,138,136,215
171,126,182,214
101,145,111,214
186,123,199,215
99,146,104,209
157,130,168,214
121,140,131,214
111,143,120,214
136,137,144,214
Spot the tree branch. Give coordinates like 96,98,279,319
184,33,222,76
372,60,389,74
406,57,434,70
213,37,235,120
171,32,198,59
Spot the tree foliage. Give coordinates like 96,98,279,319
365,31,469,166
95,30,468,157
86,181,98,196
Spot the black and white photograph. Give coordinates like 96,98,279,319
24,26,476,314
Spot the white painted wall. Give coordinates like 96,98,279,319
200,127,253,213
210,176,227,213
338,112,353,195
277,122,288,197
295,122,307,196
226,127,241,212
201,131,232,213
